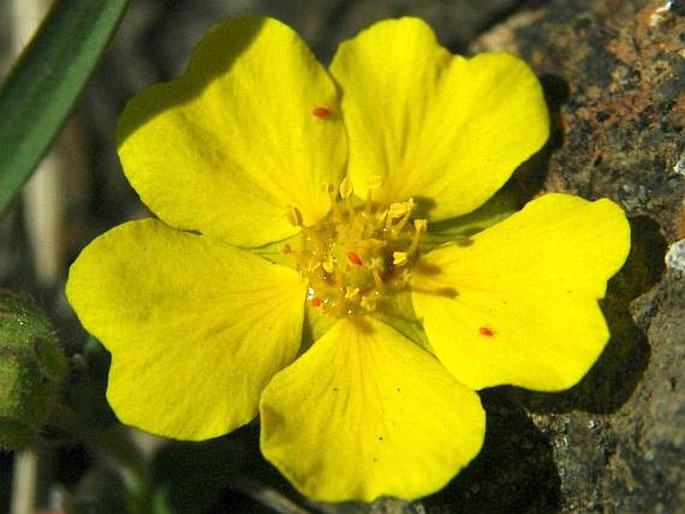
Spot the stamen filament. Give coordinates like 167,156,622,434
291,183,426,318
391,199,414,235
408,219,428,254
371,268,384,292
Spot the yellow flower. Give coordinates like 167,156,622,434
66,17,630,502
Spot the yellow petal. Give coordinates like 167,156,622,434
260,317,485,502
117,17,346,248
412,194,630,391
66,219,307,440
329,18,548,220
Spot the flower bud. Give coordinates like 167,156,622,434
0,290,66,449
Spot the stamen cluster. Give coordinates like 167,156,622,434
285,177,427,317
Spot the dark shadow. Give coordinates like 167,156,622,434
540,73,571,113
0,449,13,514
115,18,265,144
154,423,308,514
476,0,554,48
539,73,570,152
413,195,438,220
509,73,570,201
421,391,561,513
507,216,665,414
153,424,265,514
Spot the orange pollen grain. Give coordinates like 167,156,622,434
347,251,363,266
311,297,322,307
479,326,495,337
312,106,331,118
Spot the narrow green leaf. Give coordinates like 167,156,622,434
0,0,129,217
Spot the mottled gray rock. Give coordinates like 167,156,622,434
470,0,685,512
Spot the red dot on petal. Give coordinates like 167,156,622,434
312,106,331,118
311,297,322,307
347,251,363,266
479,326,495,337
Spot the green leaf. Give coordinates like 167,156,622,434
0,0,129,217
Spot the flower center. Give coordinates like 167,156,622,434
285,177,427,317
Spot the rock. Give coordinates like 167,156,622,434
464,0,685,512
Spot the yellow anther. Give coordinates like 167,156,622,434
344,287,360,299
386,200,413,231
322,257,336,274
388,202,409,219
286,205,303,227
369,257,384,270
295,186,424,320
340,176,354,199
363,176,384,213
393,251,408,266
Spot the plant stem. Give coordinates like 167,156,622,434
10,450,39,514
